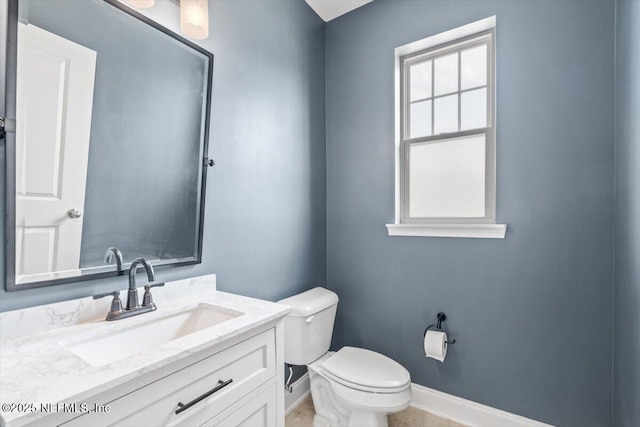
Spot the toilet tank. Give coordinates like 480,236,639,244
278,287,339,365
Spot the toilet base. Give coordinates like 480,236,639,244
348,411,388,427
313,412,388,427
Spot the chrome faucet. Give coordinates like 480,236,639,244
127,258,155,310
104,247,124,274
94,257,164,321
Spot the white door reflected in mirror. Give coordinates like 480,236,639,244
15,23,96,284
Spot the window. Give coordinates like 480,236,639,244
387,17,506,238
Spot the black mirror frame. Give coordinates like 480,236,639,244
2,0,214,291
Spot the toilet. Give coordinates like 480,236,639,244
278,287,411,427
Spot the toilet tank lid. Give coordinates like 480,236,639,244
277,287,339,317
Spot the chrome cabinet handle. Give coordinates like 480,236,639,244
175,379,233,415
67,209,82,219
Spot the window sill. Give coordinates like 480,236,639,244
386,223,507,239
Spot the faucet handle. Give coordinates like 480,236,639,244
94,291,124,319
142,283,164,308
93,290,120,300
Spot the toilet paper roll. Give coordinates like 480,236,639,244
424,330,448,362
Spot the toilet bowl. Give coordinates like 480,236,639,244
308,348,411,427
278,288,411,427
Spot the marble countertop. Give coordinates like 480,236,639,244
0,286,290,427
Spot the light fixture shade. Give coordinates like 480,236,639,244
180,0,209,40
123,0,155,9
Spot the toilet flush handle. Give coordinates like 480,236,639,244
305,316,315,324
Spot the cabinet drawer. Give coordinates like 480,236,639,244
201,383,277,427
63,328,276,427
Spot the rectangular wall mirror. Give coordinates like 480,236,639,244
3,0,213,291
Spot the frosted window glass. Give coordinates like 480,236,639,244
434,53,458,96
461,88,487,130
409,134,486,218
461,45,487,90
409,100,432,138
434,94,458,134
410,61,432,101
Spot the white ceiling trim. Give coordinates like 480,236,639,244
305,0,375,22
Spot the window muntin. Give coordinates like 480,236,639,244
400,30,495,223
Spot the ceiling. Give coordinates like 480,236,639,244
304,0,375,22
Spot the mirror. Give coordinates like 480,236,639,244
4,0,213,290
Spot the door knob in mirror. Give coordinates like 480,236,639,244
67,209,82,219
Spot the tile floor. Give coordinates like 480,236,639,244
285,395,467,427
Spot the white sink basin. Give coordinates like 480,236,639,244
66,304,243,367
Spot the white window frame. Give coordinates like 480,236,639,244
387,16,506,239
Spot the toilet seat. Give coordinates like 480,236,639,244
322,347,411,393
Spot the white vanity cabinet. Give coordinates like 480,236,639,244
0,287,291,427
55,324,284,427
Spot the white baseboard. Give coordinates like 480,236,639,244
284,373,311,415
410,383,555,427
284,377,554,427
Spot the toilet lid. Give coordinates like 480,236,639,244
322,347,410,390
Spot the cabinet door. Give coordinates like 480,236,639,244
202,383,276,427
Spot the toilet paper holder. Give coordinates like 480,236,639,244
424,312,456,345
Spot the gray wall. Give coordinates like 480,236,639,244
21,0,205,267
0,0,326,310
1,0,632,425
325,1,615,426
613,0,640,426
